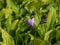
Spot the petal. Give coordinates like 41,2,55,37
27,18,34,27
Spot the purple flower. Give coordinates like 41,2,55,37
27,18,34,27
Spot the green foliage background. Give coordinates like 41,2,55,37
0,0,60,45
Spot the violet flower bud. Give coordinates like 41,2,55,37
27,18,34,27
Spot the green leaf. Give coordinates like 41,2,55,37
6,15,12,33
0,27,15,45
2,8,12,18
49,8,56,29
44,30,53,41
49,30,56,41
56,30,60,41
35,14,40,26
28,34,34,40
11,19,18,30
28,38,49,45
46,7,56,30
41,0,52,5
6,0,19,14
28,38,41,45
